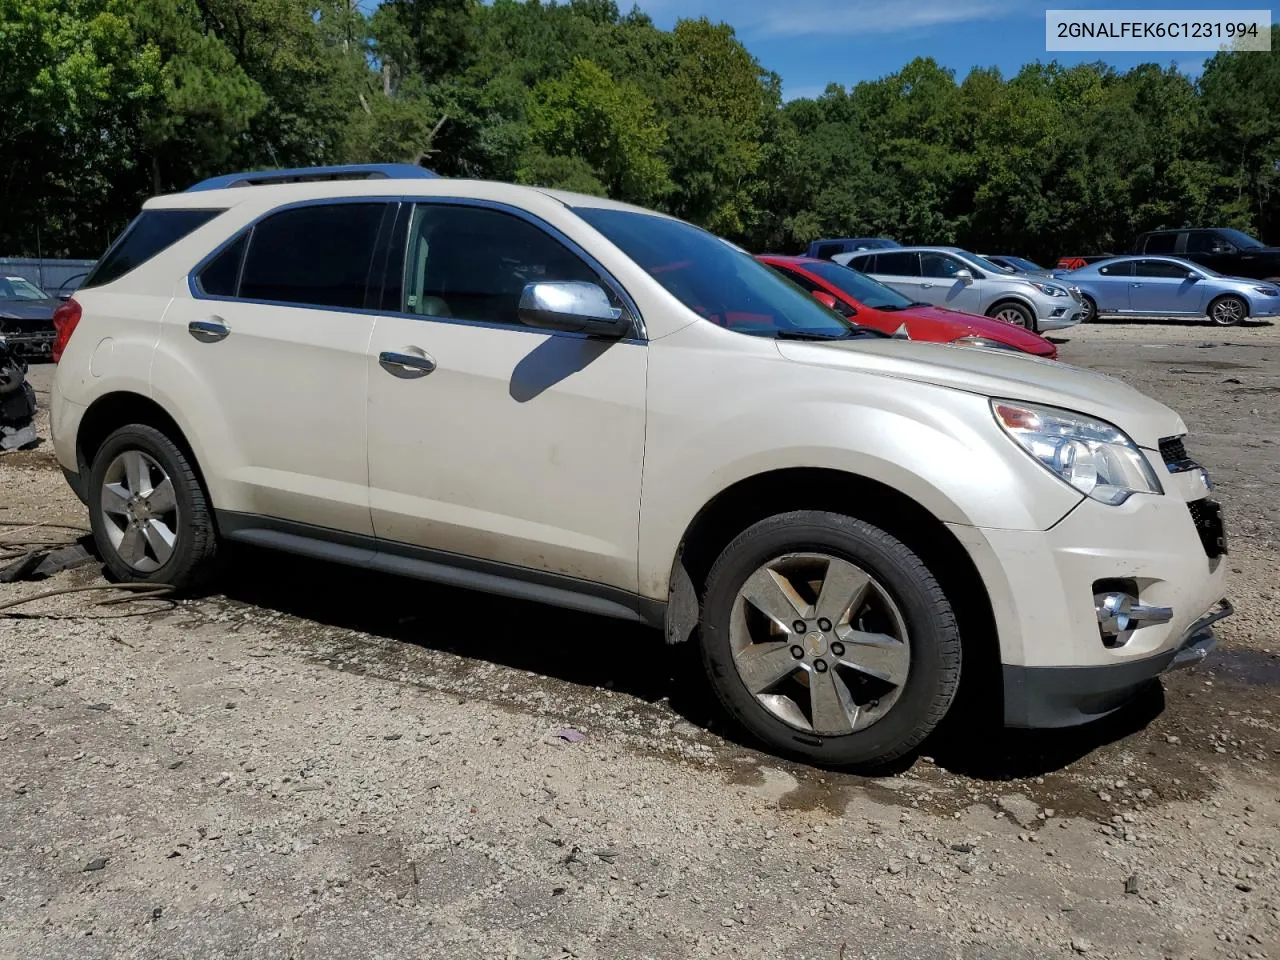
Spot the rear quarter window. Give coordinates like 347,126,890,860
81,209,224,289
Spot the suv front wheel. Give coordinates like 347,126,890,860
699,511,961,769
88,424,219,590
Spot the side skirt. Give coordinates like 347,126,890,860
215,511,666,628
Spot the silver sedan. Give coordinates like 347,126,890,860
1054,255,1280,326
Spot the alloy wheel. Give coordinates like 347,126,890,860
99,450,180,572
1211,298,1244,325
729,552,911,736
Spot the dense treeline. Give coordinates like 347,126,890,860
3,0,1279,262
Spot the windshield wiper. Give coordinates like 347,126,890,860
775,328,887,341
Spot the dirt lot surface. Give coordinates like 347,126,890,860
3,320,1278,960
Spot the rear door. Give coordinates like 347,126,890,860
156,200,392,535
1185,231,1239,276
1129,259,1207,316
869,251,925,301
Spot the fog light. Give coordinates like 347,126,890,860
1094,591,1175,648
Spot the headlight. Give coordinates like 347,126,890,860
991,400,1163,505
953,336,1020,351
1252,285,1279,297
1029,281,1068,297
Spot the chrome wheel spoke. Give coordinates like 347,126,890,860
734,641,799,693
141,519,176,566
815,557,870,625
835,627,911,685
123,451,150,496
117,524,146,565
148,477,177,515
741,567,808,629
809,666,858,735
101,483,131,517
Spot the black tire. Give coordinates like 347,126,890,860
87,424,219,590
698,511,961,769
1079,294,1097,323
986,300,1037,332
1207,294,1248,327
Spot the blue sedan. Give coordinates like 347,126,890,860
1053,255,1280,326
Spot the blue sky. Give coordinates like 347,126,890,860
627,0,1219,99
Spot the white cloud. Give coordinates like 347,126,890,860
1175,56,1208,77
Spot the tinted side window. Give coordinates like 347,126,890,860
82,209,223,289
196,233,248,296
919,252,963,278
845,254,874,272
874,252,919,276
239,203,386,309
1143,233,1177,254
1135,259,1191,278
397,203,605,326
1097,261,1131,276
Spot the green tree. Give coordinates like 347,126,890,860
520,57,669,204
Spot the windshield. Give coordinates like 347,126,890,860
802,260,915,310
574,207,856,338
0,276,50,301
957,251,1015,275
1005,257,1043,272
1220,228,1264,250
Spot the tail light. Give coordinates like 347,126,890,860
51,298,82,362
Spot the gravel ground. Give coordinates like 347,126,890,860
2,320,1278,960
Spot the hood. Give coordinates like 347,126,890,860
775,337,1184,448
897,305,1055,354
0,299,57,322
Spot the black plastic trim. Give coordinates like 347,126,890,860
215,511,665,627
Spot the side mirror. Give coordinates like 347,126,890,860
517,281,625,337
811,290,839,310
1187,271,1200,280
953,269,974,284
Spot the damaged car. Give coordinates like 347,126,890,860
50,164,1231,770
0,275,59,359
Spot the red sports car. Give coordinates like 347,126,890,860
757,255,1057,359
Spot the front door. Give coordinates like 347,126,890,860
918,251,983,313
365,201,648,592
1129,259,1207,316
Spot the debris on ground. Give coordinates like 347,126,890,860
0,337,38,452
0,537,96,583
554,727,586,743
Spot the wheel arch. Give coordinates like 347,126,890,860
663,467,1002,715
984,294,1037,317
75,392,213,511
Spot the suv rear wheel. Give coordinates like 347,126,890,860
698,511,961,769
88,424,219,590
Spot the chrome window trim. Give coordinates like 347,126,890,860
187,195,647,344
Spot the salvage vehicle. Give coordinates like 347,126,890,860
757,254,1057,358
0,274,58,358
50,164,1230,769
0,334,38,450
1132,228,1280,283
1055,254,1116,270
837,246,1083,332
1053,255,1280,326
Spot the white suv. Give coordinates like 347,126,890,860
50,164,1229,769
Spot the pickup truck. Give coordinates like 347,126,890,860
1132,228,1280,282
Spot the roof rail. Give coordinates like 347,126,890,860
185,163,440,192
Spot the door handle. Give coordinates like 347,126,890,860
921,282,934,288
188,317,229,343
379,350,436,379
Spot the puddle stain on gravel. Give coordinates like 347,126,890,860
1209,648,1280,686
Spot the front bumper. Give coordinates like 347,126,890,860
1003,598,1232,727
1036,307,1082,331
